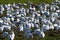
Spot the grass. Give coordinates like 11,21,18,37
0,0,55,4
0,0,60,40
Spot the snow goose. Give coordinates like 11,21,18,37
2,32,8,37
0,25,4,32
8,31,15,40
24,29,33,39
2,25,11,31
33,29,45,38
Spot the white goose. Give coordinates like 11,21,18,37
24,29,33,39
41,24,50,32
0,26,4,32
2,32,8,37
2,25,11,31
8,31,15,40
19,24,24,31
33,29,45,38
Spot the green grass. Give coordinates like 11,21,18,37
0,0,55,4
0,0,60,40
